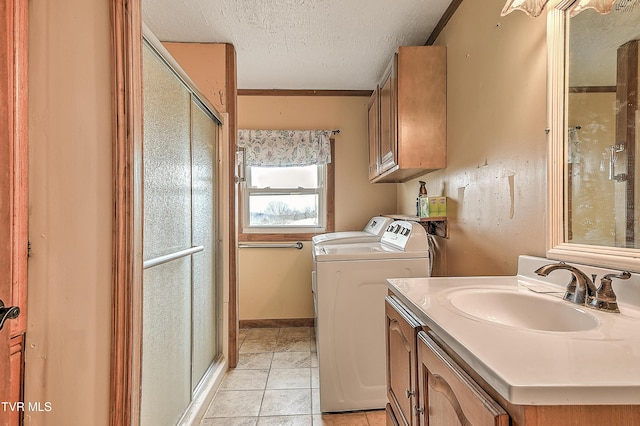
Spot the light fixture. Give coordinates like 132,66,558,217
501,0,617,17
500,0,550,17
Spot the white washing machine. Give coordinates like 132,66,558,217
311,216,394,247
312,221,431,413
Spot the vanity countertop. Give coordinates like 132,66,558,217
387,255,640,405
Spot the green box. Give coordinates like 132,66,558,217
428,197,438,217
428,197,447,217
437,197,447,217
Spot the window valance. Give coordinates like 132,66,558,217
237,129,332,167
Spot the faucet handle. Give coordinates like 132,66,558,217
589,271,631,313
603,271,631,281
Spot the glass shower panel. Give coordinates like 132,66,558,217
141,44,193,425
142,45,192,261
140,259,192,426
190,98,219,391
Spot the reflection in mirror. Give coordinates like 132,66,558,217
566,4,640,249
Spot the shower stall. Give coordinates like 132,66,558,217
140,38,223,425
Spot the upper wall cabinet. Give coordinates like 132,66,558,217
368,86,381,181
368,46,447,183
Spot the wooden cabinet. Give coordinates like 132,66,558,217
386,294,508,426
385,296,509,426
378,58,396,176
417,331,509,426
388,295,640,426
368,88,380,180
385,296,423,426
368,46,446,183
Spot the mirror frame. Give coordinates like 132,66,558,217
546,0,640,271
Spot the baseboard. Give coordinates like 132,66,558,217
240,318,314,328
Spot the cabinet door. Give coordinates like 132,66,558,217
368,88,380,180
417,332,509,426
386,296,423,426
378,54,397,174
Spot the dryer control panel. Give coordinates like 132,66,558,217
365,216,395,235
381,221,428,251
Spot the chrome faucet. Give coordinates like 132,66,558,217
534,262,598,306
535,262,632,312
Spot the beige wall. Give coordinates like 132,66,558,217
398,0,548,276
27,0,112,424
238,96,397,320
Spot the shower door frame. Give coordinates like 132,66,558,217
109,1,238,425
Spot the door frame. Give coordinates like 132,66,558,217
1,0,28,424
109,2,239,424
110,1,144,424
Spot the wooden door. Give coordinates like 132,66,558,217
1,1,28,425
417,332,509,426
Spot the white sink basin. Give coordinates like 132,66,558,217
449,288,599,332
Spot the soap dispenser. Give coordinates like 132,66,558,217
418,181,429,218
419,181,427,196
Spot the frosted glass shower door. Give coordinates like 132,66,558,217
141,42,220,426
191,99,219,391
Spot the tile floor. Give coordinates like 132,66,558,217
200,327,386,426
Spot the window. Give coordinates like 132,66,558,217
238,130,335,241
244,164,327,231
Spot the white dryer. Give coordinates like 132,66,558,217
312,221,431,413
311,216,394,247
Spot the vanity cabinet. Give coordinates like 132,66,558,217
417,331,509,426
368,46,446,183
388,291,640,426
385,296,423,426
386,294,508,426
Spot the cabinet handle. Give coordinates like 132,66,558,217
405,389,415,398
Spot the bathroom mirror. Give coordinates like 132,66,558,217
547,0,640,271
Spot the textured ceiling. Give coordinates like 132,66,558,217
142,0,452,90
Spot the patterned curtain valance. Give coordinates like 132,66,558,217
237,129,332,167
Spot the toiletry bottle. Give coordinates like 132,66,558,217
419,181,427,196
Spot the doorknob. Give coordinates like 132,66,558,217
0,299,20,331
